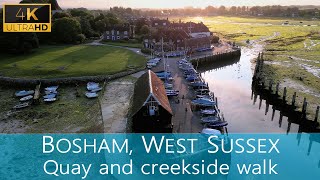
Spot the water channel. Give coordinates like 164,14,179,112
200,46,301,133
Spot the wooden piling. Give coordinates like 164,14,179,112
276,83,280,95
282,87,287,102
314,106,319,122
292,92,297,107
269,80,273,92
302,98,307,119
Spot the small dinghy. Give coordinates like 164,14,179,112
15,90,34,97
13,102,30,109
44,98,57,102
90,87,102,92
87,82,100,91
85,92,98,98
201,116,220,124
166,90,179,96
20,95,33,102
43,94,56,99
45,90,58,95
164,83,173,89
197,97,214,103
201,109,216,115
192,99,215,107
206,121,228,128
201,128,222,135
45,86,59,91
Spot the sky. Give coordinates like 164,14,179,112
1,0,320,9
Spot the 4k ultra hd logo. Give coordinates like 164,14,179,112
3,4,51,32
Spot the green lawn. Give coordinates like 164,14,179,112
101,41,143,48
0,45,146,78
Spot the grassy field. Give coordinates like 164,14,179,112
0,45,146,78
181,16,320,119
101,41,143,48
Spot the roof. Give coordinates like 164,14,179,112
131,70,172,117
49,0,62,11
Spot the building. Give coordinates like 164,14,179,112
171,21,211,38
103,24,134,41
151,18,170,28
49,0,63,15
131,70,173,133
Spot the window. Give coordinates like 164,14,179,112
117,31,120,35
106,36,110,39
111,30,114,35
163,22,166,26
155,23,158,26
117,36,120,39
106,31,109,35
124,31,128,35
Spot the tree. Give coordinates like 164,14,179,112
52,12,71,19
52,17,82,44
140,25,150,35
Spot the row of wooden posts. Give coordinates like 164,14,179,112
253,53,319,124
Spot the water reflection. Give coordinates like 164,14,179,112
200,47,319,134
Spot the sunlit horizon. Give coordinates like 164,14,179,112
1,0,320,9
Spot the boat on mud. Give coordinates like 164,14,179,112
15,90,35,97
43,94,56,99
13,102,30,109
85,92,98,99
19,95,33,102
87,82,100,91
45,86,59,92
44,98,57,102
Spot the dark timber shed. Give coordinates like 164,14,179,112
131,70,173,133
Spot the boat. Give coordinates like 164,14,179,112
147,62,157,67
201,109,216,115
45,86,59,91
44,98,57,102
87,82,100,91
197,97,214,103
206,121,228,128
43,94,56,99
90,87,102,92
201,128,222,135
201,116,220,124
13,102,30,109
195,89,210,95
15,90,34,97
45,90,58,95
166,90,179,96
186,76,199,81
85,92,98,98
190,81,207,87
20,95,33,102
191,99,215,107
164,83,173,89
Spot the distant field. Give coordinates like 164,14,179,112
0,45,146,78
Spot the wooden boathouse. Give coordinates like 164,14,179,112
131,70,173,133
